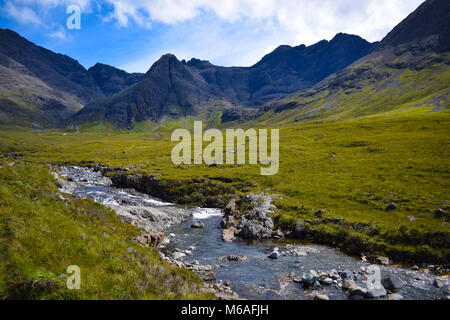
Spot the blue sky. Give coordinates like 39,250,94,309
0,0,424,73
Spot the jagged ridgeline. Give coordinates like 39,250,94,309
0,0,448,130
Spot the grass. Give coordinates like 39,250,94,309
0,107,449,264
0,164,211,299
0,51,449,301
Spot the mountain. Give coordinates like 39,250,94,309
72,33,376,129
191,33,377,106
74,54,232,129
378,0,450,52
258,0,450,123
88,63,144,96
0,29,105,127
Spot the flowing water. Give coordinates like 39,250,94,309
59,166,449,300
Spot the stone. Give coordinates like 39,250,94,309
387,293,404,300
339,270,353,279
320,278,333,286
236,194,278,240
314,294,329,300
385,202,397,211
202,272,216,282
343,279,367,296
367,287,387,299
293,221,309,239
222,228,237,242
302,273,319,287
314,210,324,218
433,279,444,288
268,248,280,259
434,209,448,218
172,251,186,260
343,279,356,290
200,287,216,295
375,256,390,265
272,229,284,239
227,255,247,262
382,274,405,292
191,221,205,229
349,285,367,297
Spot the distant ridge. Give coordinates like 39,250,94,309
72,33,376,129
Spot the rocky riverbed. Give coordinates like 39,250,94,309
55,166,450,300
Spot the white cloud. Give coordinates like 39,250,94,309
48,25,67,39
104,0,425,43
2,1,42,25
13,0,92,11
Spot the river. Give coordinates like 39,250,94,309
58,166,449,300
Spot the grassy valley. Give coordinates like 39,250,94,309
1,102,449,264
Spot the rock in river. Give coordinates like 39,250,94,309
339,270,353,279
382,274,405,292
367,287,387,299
268,248,280,259
191,221,205,229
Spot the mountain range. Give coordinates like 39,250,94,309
0,0,448,129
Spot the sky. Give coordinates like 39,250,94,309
0,0,425,73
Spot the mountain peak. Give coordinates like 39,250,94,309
331,33,364,42
379,0,450,52
88,63,144,96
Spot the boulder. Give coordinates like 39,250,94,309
433,279,444,288
343,279,367,296
293,221,309,239
191,221,205,229
382,274,405,292
339,270,353,279
222,228,237,242
227,255,247,262
172,251,186,260
202,272,217,282
238,217,273,239
272,229,284,239
385,202,397,211
434,209,448,218
302,273,319,287
320,278,333,286
375,256,390,265
268,248,280,259
367,287,387,299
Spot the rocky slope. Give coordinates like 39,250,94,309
0,29,105,127
259,0,450,123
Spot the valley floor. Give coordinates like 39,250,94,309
0,109,449,298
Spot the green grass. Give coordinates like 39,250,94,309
0,107,449,263
0,164,211,299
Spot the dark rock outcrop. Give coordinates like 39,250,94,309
221,194,281,241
